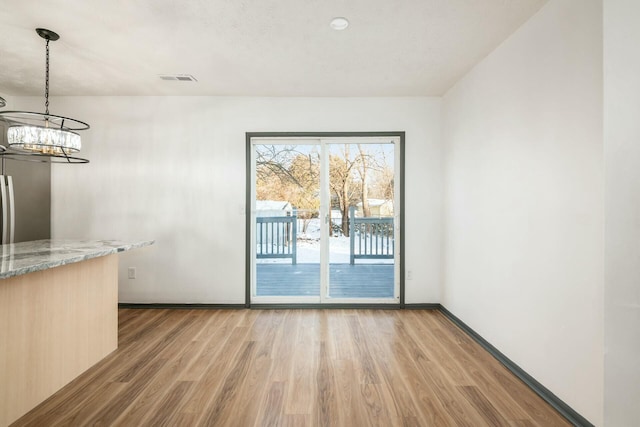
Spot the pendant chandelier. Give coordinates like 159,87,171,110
0,28,90,163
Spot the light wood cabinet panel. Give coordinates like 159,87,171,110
0,254,118,427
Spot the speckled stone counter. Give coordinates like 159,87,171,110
0,239,154,280
0,238,153,426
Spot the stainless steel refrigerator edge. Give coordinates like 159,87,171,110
0,121,51,243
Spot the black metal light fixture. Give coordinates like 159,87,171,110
0,28,90,163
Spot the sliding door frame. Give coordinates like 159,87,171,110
245,131,405,308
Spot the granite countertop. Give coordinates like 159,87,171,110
0,239,154,280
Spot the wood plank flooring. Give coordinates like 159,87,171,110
12,309,571,426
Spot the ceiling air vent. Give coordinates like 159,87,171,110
159,74,198,82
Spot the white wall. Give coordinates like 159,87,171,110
603,1,640,425
0,93,15,145
22,97,442,304
0,93,13,109
442,1,603,424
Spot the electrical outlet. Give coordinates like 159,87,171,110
406,270,413,280
128,267,136,279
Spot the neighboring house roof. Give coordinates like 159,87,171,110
256,200,292,210
357,199,392,207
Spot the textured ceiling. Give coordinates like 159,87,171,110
0,0,547,97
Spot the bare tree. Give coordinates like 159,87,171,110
255,145,321,232
359,146,394,215
357,144,371,217
255,143,394,237
255,145,301,186
288,153,320,232
329,145,360,237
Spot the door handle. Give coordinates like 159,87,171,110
7,175,14,244
0,175,6,245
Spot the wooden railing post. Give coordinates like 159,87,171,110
292,208,297,265
350,206,356,265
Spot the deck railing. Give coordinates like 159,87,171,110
349,206,394,265
256,209,297,264
256,207,394,265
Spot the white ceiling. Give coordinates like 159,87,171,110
0,0,547,97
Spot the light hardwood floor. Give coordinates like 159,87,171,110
12,309,571,426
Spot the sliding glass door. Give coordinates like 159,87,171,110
253,141,322,301
327,142,396,299
248,135,401,305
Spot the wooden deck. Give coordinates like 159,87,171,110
256,263,394,298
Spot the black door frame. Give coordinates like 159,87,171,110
245,131,405,308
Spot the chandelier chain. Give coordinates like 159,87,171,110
0,28,90,163
45,38,50,116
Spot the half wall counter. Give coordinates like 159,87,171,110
0,239,154,426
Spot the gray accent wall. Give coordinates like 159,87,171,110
0,121,51,243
